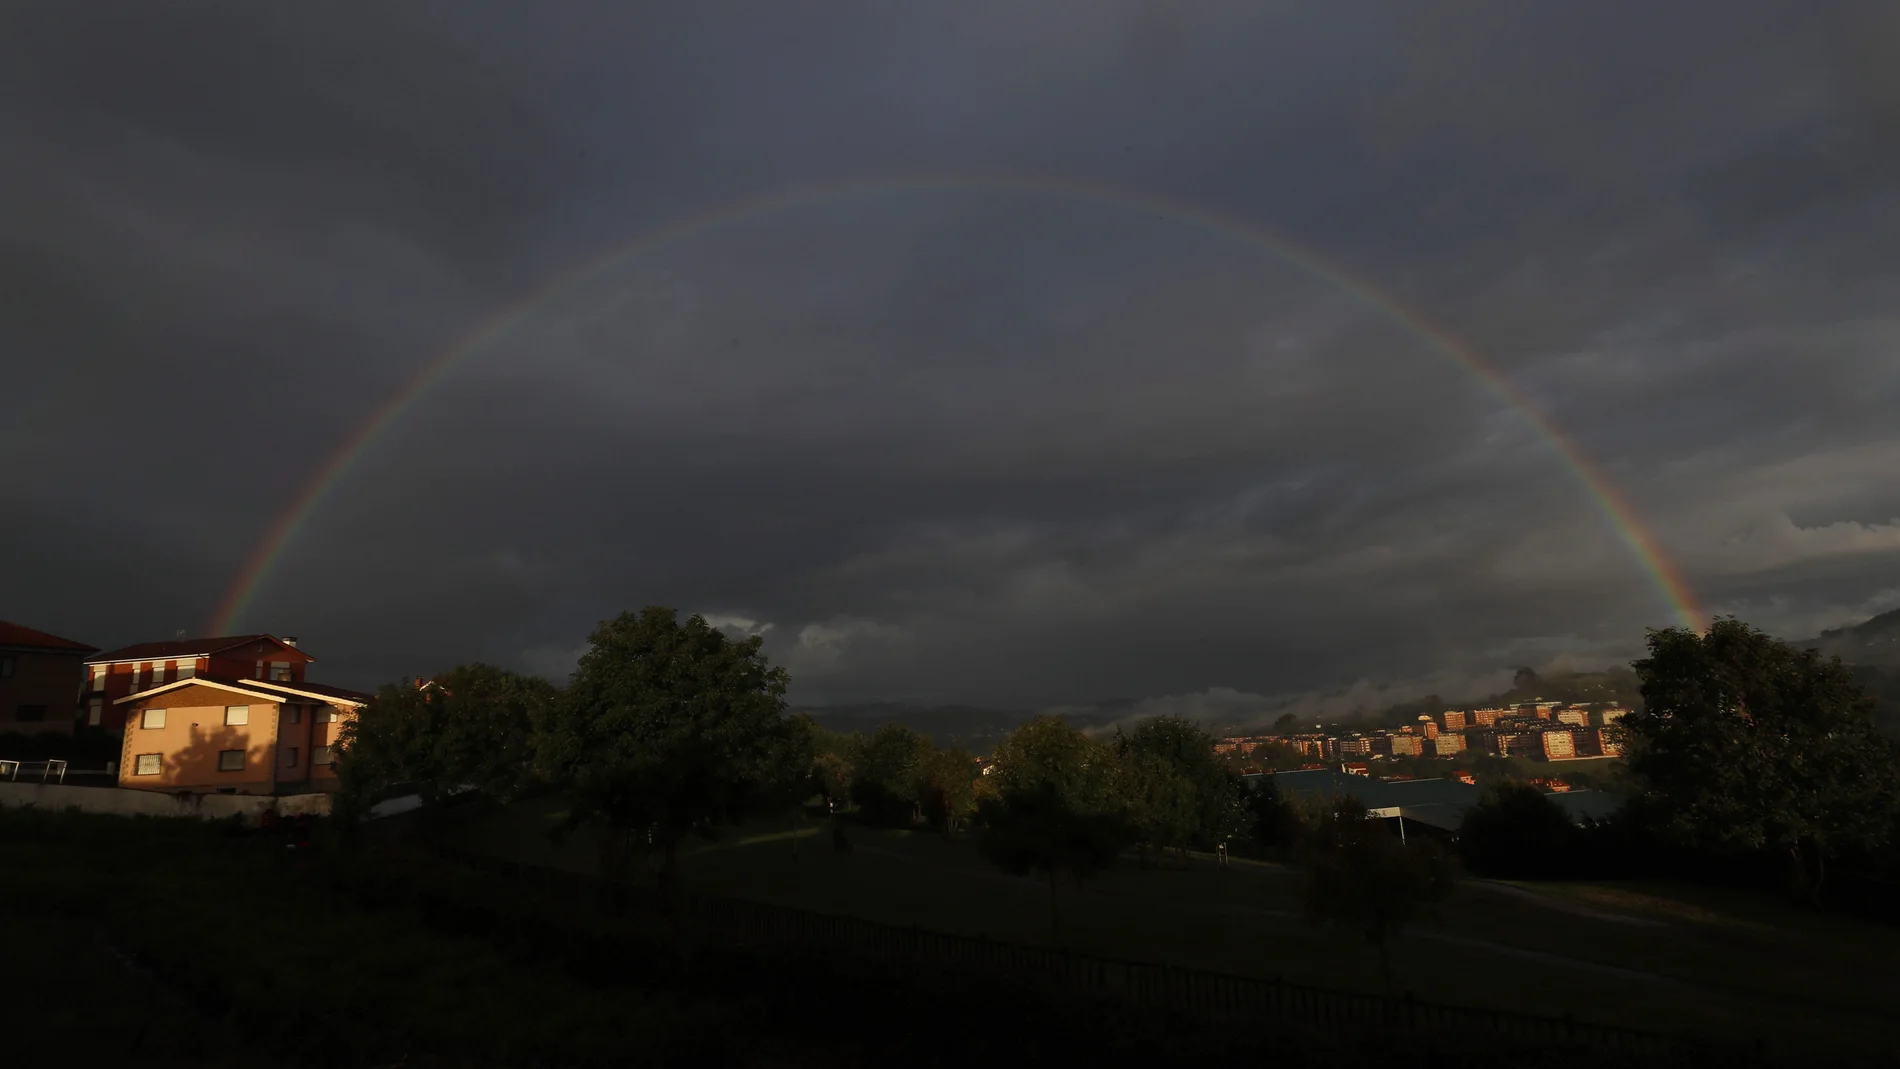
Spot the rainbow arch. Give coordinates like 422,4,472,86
209,173,1705,635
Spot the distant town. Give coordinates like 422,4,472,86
1212,699,1629,773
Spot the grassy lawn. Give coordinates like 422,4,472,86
452,796,1900,1061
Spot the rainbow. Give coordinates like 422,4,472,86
209,174,1706,635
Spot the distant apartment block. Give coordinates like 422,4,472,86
0,620,98,735
1598,706,1631,727
1440,710,1468,732
1472,707,1509,727
1428,733,1465,757
1389,734,1424,757
1515,700,1562,720
1336,735,1372,757
1541,729,1578,760
1413,715,1439,739
1554,707,1590,727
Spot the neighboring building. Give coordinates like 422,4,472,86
1429,733,1465,757
115,674,369,795
1389,734,1424,757
1471,707,1509,727
1337,735,1372,757
1541,729,1578,760
1415,715,1439,739
1440,710,1468,733
1496,732,1543,759
83,635,313,732
1598,706,1631,727
1595,727,1625,757
0,620,98,735
1515,700,1562,720
1554,707,1590,727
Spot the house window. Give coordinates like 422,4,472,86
224,706,249,726
15,705,47,722
311,746,334,766
287,706,302,725
283,747,299,768
270,661,292,681
141,708,167,730
87,700,102,727
90,666,106,692
217,750,245,772
177,660,196,679
0,656,13,678
133,753,162,776
316,707,338,724
254,661,264,679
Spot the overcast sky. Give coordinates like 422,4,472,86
4,1,1898,712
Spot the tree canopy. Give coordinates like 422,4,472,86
1627,618,1900,895
535,607,800,894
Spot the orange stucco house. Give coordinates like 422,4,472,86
114,674,370,795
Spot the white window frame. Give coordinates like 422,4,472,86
86,700,102,727
90,665,106,691
177,659,196,679
133,753,162,776
141,708,166,730
224,705,249,726
216,749,245,772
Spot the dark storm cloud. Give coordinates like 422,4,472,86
3,1,1897,710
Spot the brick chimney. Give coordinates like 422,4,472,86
283,636,299,648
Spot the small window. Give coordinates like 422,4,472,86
177,661,195,679
287,706,302,725
283,747,299,768
90,666,106,691
87,700,102,727
270,661,292,681
217,750,245,772
0,656,13,678
316,707,339,724
224,706,249,726
141,708,167,730
254,661,264,679
133,753,162,776
311,746,334,766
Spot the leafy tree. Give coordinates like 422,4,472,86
812,752,851,811
914,745,978,835
1271,712,1300,733
1627,619,1900,900
847,722,932,826
976,716,1127,939
1300,797,1458,994
1112,716,1246,858
1457,782,1578,879
1242,776,1303,858
535,607,794,906
336,663,554,823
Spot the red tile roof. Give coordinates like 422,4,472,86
89,634,311,664
0,620,98,652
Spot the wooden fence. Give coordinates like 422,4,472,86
436,846,1761,1063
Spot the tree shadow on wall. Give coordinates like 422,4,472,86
164,723,268,793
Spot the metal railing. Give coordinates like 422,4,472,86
0,758,68,783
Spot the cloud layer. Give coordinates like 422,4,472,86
3,1,1898,704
